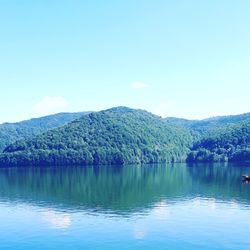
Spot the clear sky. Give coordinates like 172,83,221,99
1,0,250,123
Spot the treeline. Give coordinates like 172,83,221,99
0,107,192,166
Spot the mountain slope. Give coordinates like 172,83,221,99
0,112,87,152
187,119,250,162
166,112,250,163
0,107,192,166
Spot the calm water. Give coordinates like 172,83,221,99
0,163,250,250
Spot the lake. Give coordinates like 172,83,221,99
0,163,250,250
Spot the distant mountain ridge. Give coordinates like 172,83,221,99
0,112,89,152
165,112,250,137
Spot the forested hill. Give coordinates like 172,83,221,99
0,112,87,152
0,107,192,166
187,120,250,162
1,108,250,166
166,113,250,163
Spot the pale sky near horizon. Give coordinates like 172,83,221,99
1,0,250,124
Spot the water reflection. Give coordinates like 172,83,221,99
0,164,250,250
0,163,249,214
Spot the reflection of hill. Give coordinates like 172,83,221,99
0,164,249,213
186,163,250,201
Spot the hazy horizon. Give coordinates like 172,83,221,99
1,1,250,123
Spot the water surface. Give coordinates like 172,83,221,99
0,163,250,250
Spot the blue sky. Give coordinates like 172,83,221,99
1,0,250,123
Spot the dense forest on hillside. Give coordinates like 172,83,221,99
0,107,192,166
0,112,86,151
0,107,250,166
166,113,250,163
187,120,250,162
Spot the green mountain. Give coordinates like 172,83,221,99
1,108,250,166
166,113,250,163
0,112,87,152
187,119,250,162
0,107,192,166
